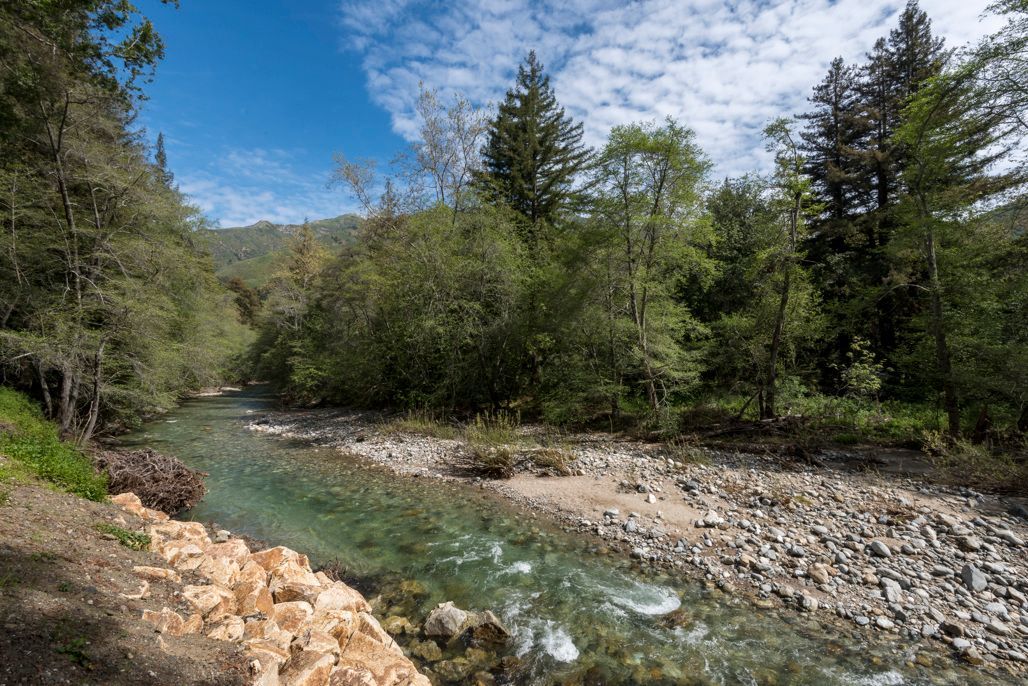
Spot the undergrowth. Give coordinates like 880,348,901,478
95,523,151,550
0,387,107,500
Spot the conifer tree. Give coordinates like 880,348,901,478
155,132,174,187
800,57,865,227
479,51,590,238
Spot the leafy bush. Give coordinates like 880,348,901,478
922,431,1026,490
95,523,151,550
0,388,107,500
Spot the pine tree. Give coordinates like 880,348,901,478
479,51,590,237
800,57,865,227
155,131,174,186
857,0,947,247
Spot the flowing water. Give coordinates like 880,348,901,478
121,389,1013,685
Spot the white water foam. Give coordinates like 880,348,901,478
599,579,682,616
675,621,709,645
508,561,532,574
538,621,580,662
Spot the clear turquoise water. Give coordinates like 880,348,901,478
121,389,1013,685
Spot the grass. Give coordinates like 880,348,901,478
0,388,107,501
383,409,459,440
94,523,151,551
463,410,523,446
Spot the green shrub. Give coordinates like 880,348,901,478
95,523,151,550
0,387,107,501
922,430,1026,489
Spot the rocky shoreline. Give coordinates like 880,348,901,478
111,492,429,686
247,407,1028,679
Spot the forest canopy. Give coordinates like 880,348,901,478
253,1,1027,455
0,0,252,442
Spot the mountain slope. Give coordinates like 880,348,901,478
200,215,360,270
199,214,361,288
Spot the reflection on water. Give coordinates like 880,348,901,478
121,389,1012,685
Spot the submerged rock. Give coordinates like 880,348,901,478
461,610,510,648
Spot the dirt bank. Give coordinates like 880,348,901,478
0,471,247,685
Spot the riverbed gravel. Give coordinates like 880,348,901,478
246,408,1028,677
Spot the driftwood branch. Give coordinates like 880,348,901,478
92,448,206,515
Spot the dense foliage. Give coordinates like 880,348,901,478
252,1,1026,450
0,386,107,500
0,1,252,441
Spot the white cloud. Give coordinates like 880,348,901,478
176,148,353,227
338,0,1004,177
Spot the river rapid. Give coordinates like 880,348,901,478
121,388,1013,685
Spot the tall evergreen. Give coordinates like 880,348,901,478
800,57,865,227
155,132,174,187
479,51,590,236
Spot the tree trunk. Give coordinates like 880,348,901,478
37,362,53,418
765,194,800,420
79,340,104,444
57,366,74,437
925,228,960,437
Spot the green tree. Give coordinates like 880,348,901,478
479,51,591,238
591,119,711,413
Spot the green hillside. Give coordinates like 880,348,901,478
200,214,360,289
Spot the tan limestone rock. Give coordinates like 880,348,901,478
251,546,311,572
270,579,322,604
356,613,400,653
207,615,245,642
160,540,207,570
336,633,430,686
236,579,275,616
314,584,371,614
141,607,203,636
278,650,336,686
268,560,321,588
204,538,251,566
132,565,181,583
291,629,341,658
240,558,270,586
198,555,242,588
181,583,236,621
327,666,377,686
244,619,293,650
271,600,315,634
311,609,358,640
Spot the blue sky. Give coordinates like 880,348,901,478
137,0,1002,227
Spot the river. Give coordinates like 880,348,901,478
121,388,1012,685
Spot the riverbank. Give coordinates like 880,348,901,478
0,473,248,684
248,407,1028,678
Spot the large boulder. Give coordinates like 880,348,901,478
141,607,203,636
279,649,336,686
272,601,315,634
182,584,236,621
423,601,470,639
461,610,510,648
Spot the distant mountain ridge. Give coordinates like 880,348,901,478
199,214,361,288
200,214,361,270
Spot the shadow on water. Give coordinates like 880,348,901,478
120,388,1019,685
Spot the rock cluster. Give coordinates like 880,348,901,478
566,459,1028,671
111,492,429,686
